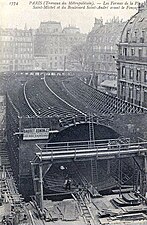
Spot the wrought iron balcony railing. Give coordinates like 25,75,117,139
118,55,147,63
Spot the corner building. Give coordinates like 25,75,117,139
117,2,147,107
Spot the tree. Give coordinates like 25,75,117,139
66,43,92,71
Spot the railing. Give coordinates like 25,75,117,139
118,55,147,63
0,70,91,77
35,139,147,161
37,138,121,149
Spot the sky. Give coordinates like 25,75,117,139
0,0,144,33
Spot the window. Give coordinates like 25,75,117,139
129,86,133,99
120,84,125,96
144,91,147,103
121,65,126,78
136,89,140,101
129,69,134,79
139,17,144,22
126,30,130,42
123,48,127,56
138,48,142,58
144,71,147,82
140,31,145,43
136,69,141,81
134,31,137,42
131,48,135,56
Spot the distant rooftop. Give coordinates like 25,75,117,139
41,21,61,24
100,80,117,88
63,25,80,34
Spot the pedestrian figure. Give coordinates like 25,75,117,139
64,178,68,190
67,178,71,190
64,178,71,190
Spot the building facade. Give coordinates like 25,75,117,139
33,21,86,71
0,28,33,72
0,28,14,72
13,28,34,71
0,21,86,72
117,2,147,107
86,17,126,83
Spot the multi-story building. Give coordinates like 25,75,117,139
13,28,34,71
0,28,14,72
0,22,86,72
117,2,147,107
0,27,34,72
34,21,86,70
87,17,126,83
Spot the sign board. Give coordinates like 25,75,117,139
23,128,50,140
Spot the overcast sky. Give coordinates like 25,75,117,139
0,0,144,33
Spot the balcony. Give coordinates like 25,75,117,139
118,55,147,63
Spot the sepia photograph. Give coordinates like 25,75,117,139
0,0,147,224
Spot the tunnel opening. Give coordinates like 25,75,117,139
43,123,123,198
50,123,119,142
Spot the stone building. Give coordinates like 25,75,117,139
117,2,147,107
33,21,86,71
13,28,34,71
0,28,14,72
86,17,126,83
0,21,85,72
0,27,33,72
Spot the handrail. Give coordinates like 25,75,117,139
118,55,147,63
36,145,142,155
37,138,130,148
35,141,147,161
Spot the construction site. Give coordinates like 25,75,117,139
0,71,147,225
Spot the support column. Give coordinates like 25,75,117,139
39,162,43,211
31,161,52,211
31,162,41,209
140,154,147,197
31,162,38,196
119,158,122,197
